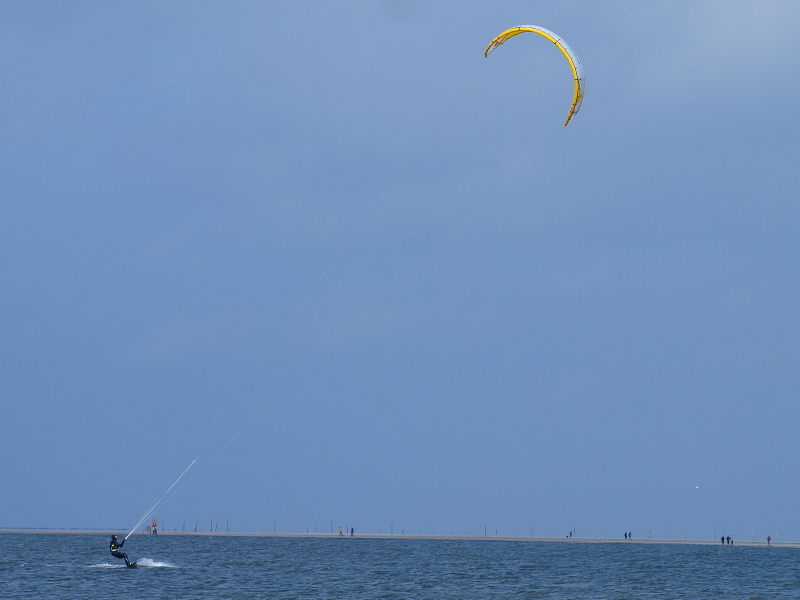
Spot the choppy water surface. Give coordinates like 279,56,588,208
1,533,798,599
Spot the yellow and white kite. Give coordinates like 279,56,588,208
484,26,585,126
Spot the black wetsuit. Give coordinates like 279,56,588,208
110,537,132,567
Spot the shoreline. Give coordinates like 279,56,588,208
0,529,794,547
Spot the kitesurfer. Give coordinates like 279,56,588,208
110,534,136,568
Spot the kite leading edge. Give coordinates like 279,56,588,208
484,26,585,126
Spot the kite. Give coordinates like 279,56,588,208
484,26,585,126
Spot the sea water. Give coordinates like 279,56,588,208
1,533,798,599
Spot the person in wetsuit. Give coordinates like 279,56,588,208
110,534,135,568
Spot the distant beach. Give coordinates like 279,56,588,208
1,529,793,547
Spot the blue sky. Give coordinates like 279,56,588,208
2,1,799,541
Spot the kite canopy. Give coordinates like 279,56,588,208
484,26,585,126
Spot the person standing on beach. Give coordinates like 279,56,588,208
339,527,343,537
767,536,771,545
351,527,354,537
109,535,135,568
